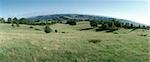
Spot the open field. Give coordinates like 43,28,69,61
0,21,149,62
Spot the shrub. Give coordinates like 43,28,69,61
34,28,41,31
16,22,20,27
29,26,33,28
106,28,118,32
101,23,109,30
88,39,102,44
90,21,98,27
95,28,104,31
61,32,65,33
139,34,148,37
55,29,58,33
44,25,52,33
113,32,119,34
66,20,76,25
80,28,93,31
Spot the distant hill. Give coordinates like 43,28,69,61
28,14,145,26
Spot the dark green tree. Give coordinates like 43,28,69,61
13,17,20,27
101,23,109,30
130,24,134,28
111,22,116,28
66,19,76,25
124,23,129,28
142,25,145,29
44,25,52,33
19,18,29,24
90,21,98,27
7,18,12,23
138,25,141,28
0,18,5,23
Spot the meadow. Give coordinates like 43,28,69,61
0,21,149,62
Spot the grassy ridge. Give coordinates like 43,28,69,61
0,21,149,62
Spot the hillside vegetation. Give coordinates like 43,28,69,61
0,21,149,62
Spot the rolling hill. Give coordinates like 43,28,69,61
28,14,146,26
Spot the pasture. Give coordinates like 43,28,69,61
0,21,149,62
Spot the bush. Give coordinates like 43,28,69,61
61,32,65,33
16,22,20,27
29,26,33,28
55,29,58,33
88,39,102,44
66,20,76,25
105,28,118,32
34,28,41,31
113,32,119,34
44,25,52,33
95,28,104,31
90,21,98,27
101,23,109,30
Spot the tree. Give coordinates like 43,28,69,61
124,23,129,28
13,17,18,22
44,25,52,33
110,22,116,28
7,18,12,23
146,26,150,30
66,19,76,25
138,25,141,28
16,22,20,27
19,18,28,24
101,23,109,30
0,18,5,23
142,25,146,29
13,17,20,27
90,21,98,27
130,24,134,28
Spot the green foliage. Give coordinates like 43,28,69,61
29,26,34,28
12,17,20,27
19,18,29,24
130,24,134,28
0,18,5,23
16,22,20,27
90,21,98,27
88,39,101,43
7,18,12,23
44,25,52,33
101,23,109,30
66,20,76,25
55,29,58,33
124,23,130,28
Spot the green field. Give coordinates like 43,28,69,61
0,21,149,62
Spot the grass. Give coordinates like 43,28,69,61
0,21,149,62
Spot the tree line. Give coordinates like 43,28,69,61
0,17,149,33
89,18,150,31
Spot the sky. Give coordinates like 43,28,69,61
0,0,149,25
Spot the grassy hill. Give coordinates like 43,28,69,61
29,14,146,26
0,21,149,62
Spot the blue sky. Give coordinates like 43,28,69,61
0,0,149,25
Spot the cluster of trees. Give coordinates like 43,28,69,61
1,17,20,27
66,19,77,25
0,18,5,23
89,18,149,31
0,17,149,33
0,17,60,26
